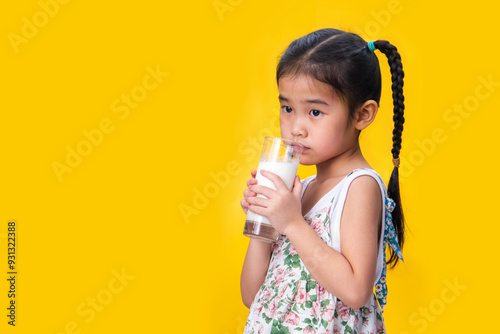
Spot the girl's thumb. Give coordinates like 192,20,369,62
292,175,302,198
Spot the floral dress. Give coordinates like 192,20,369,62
244,169,403,334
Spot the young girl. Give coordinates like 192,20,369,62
240,28,405,333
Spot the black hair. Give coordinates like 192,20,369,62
276,28,405,267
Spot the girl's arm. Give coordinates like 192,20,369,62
239,169,273,308
240,239,273,308
286,176,381,308
247,172,382,309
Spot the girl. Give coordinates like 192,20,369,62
240,28,406,333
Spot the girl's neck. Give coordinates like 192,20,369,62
314,144,370,184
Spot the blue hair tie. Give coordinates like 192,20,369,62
367,41,376,52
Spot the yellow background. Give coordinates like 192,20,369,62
1,0,498,333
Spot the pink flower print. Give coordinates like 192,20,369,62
334,328,341,334
284,311,300,326
304,327,316,334
351,312,359,327
262,287,273,302
264,299,278,319
376,319,385,332
312,300,322,319
253,301,263,317
321,304,335,322
277,283,288,299
295,285,307,304
337,301,351,322
274,267,286,285
288,244,298,256
310,216,325,235
273,241,280,252
317,285,329,300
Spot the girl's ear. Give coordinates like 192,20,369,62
354,100,378,130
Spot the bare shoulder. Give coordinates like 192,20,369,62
342,174,383,227
346,174,382,201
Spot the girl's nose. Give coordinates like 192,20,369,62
291,119,307,138
291,131,304,139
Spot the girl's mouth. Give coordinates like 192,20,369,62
292,144,308,153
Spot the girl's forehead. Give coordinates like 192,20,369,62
278,74,339,101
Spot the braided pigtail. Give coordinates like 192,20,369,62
373,40,405,267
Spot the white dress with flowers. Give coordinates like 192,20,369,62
244,168,403,334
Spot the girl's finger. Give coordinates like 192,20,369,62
259,170,286,191
247,177,258,187
246,196,267,208
291,175,303,199
243,189,256,198
250,169,257,178
240,199,249,214
250,184,274,199
247,204,265,216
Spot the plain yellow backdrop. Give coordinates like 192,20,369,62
1,0,498,333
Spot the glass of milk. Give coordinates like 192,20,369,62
243,136,303,242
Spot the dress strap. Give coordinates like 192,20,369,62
300,175,317,199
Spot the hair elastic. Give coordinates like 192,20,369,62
367,41,377,52
392,157,400,168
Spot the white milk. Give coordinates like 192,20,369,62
246,160,300,225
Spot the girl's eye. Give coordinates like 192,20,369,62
310,109,322,117
283,106,293,113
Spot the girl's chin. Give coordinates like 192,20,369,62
298,157,316,166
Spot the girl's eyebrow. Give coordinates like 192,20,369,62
278,95,289,103
278,94,329,106
304,99,329,106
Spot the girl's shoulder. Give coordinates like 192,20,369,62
300,168,386,213
345,167,382,179
301,168,384,191
339,168,388,202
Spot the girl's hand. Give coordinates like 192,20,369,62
246,170,304,235
240,169,258,214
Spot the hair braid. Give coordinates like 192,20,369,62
374,40,406,267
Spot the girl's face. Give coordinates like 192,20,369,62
278,74,360,166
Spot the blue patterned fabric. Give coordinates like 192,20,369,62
374,197,404,311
